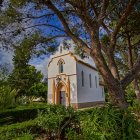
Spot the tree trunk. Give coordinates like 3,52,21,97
90,52,129,109
107,84,129,108
127,33,140,102
127,34,133,69
108,54,120,80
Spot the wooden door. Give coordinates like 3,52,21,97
60,91,66,106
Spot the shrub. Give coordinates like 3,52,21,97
0,85,17,109
80,104,140,140
37,104,80,139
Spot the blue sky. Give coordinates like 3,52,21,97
0,1,88,77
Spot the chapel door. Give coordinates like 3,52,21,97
60,91,66,106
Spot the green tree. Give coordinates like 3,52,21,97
28,83,48,102
8,35,44,99
111,7,140,102
0,63,9,86
1,0,140,108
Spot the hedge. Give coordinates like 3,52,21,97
0,119,38,140
0,103,47,126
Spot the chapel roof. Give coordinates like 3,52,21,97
48,42,97,71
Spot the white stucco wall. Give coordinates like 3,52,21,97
48,43,105,106
76,62,105,103
48,46,78,104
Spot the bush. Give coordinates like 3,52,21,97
79,104,140,140
37,104,80,139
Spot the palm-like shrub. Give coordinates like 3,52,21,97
80,105,140,140
0,85,17,109
37,104,79,139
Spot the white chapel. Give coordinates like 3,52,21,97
48,43,105,109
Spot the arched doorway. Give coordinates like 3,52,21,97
55,81,68,106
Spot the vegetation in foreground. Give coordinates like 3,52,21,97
0,104,140,140
1,0,140,108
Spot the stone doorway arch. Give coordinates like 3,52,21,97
55,81,70,106
55,81,68,106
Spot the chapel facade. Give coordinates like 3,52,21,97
47,44,105,109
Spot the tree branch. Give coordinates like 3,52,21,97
38,35,68,43
98,0,109,22
1,23,65,35
24,24,65,32
110,0,137,52
89,0,99,17
45,0,92,55
17,10,74,21
121,55,140,89
89,0,111,36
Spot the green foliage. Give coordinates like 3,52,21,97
36,104,140,139
0,6,21,28
79,105,140,140
0,63,10,86
74,46,86,59
66,128,81,140
28,83,48,101
101,35,110,46
130,101,140,117
14,132,34,140
0,104,139,140
125,85,136,105
0,85,17,109
9,66,43,97
13,34,40,67
10,0,28,7
0,64,8,79
37,104,79,139
8,34,44,98
16,96,29,105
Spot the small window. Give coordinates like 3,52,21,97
60,46,62,53
89,74,92,88
95,76,97,88
58,59,65,73
81,71,84,87
102,87,104,97
59,62,63,73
